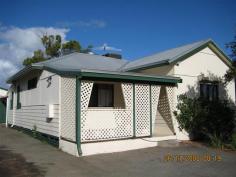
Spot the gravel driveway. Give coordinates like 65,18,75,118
0,125,235,177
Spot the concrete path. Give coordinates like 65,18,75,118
0,125,236,177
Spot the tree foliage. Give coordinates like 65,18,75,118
174,94,235,143
22,34,91,66
23,50,46,66
62,40,81,54
80,45,93,54
41,35,62,58
224,30,236,83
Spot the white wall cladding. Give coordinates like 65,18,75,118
60,77,76,141
81,82,133,142
135,84,150,137
7,90,14,124
7,71,60,137
151,85,161,128
14,105,59,136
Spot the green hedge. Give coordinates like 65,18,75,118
174,94,235,145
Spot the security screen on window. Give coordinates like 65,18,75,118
89,84,114,107
200,81,219,100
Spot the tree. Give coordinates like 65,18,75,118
80,45,93,54
224,30,236,83
62,40,81,54
41,35,62,58
23,50,46,66
22,34,90,66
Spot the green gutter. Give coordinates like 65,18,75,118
76,77,82,156
133,83,136,137
81,71,181,84
0,87,7,91
149,85,152,137
125,60,169,72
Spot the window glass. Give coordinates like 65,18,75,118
89,84,114,107
200,82,219,100
28,77,38,90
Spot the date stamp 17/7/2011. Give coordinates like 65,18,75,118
164,153,222,162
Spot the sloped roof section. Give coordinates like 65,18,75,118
7,52,181,84
33,52,128,72
122,39,232,71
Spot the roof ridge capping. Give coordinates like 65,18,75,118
122,38,233,71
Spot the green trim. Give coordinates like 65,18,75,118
42,66,181,84
12,125,59,147
149,85,152,137
76,77,82,156
133,83,136,137
7,65,182,85
0,86,7,91
125,60,169,72
126,40,233,72
208,41,234,69
81,71,181,84
81,77,177,86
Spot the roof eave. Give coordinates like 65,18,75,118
125,39,233,72
6,66,43,84
124,60,170,72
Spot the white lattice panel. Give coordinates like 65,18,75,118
81,81,93,141
157,86,174,133
166,86,175,132
81,83,133,142
81,81,94,110
61,77,76,141
166,86,174,114
151,85,161,125
135,84,150,137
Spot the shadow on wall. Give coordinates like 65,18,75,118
175,72,236,141
184,71,232,103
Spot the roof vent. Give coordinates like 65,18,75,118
102,53,122,59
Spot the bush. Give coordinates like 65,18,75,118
174,94,235,144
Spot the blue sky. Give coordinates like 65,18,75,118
0,0,236,87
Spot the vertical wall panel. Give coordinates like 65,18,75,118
61,77,76,141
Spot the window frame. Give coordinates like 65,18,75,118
199,81,219,101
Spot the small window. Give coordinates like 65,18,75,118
89,84,114,107
28,77,38,90
200,81,219,100
10,92,14,110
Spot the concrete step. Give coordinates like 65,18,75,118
153,124,173,137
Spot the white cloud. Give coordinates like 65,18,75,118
0,26,69,88
57,20,106,29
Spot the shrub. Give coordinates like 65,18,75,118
174,94,235,144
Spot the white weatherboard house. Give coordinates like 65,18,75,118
6,39,235,156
